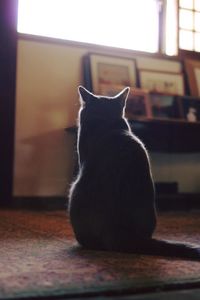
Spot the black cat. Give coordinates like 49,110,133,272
68,86,200,260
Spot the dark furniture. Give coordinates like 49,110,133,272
129,119,200,153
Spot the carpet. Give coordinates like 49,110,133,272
0,209,200,299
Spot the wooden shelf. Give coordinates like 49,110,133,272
130,119,200,152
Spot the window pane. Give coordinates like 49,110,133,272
194,0,200,11
179,29,194,50
195,12,200,31
17,0,159,53
179,0,193,9
179,9,194,30
194,32,200,51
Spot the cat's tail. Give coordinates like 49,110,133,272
77,234,200,261
132,238,200,261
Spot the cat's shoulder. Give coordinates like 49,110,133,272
106,127,146,153
118,128,145,146
121,129,149,157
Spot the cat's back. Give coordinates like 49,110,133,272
90,126,149,170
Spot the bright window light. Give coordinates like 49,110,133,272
17,0,159,53
165,0,178,56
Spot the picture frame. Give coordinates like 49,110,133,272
180,96,200,122
136,57,182,73
99,84,151,120
87,54,137,94
185,59,200,97
148,93,183,121
139,69,185,96
125,88,152,120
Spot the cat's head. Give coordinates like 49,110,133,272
78,86,130,122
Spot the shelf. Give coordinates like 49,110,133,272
130,119,200,152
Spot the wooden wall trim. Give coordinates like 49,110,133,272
0,0,18,204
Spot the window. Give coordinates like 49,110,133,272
179,0,200,51
17,0,160,53
164,0,178,56
18,1,200,55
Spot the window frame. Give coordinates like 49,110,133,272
178,0,200,53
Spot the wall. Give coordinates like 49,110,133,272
14,37,200,196
14,38,85,196
151,153,200,193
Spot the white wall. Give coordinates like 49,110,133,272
14,38,200,196
150,153,200,193
14,39,86,196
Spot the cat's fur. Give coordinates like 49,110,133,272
68,86,200,260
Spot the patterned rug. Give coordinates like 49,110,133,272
0,209,200,299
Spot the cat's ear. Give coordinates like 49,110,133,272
115,87,130,107
78,86,94,104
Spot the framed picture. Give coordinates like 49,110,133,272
139,69,185,96
125,88,151,120
180,96,200,122
88,54,137,94
99,84,151,120
149,93,183,121
185,59,200,97
136,57,182,73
